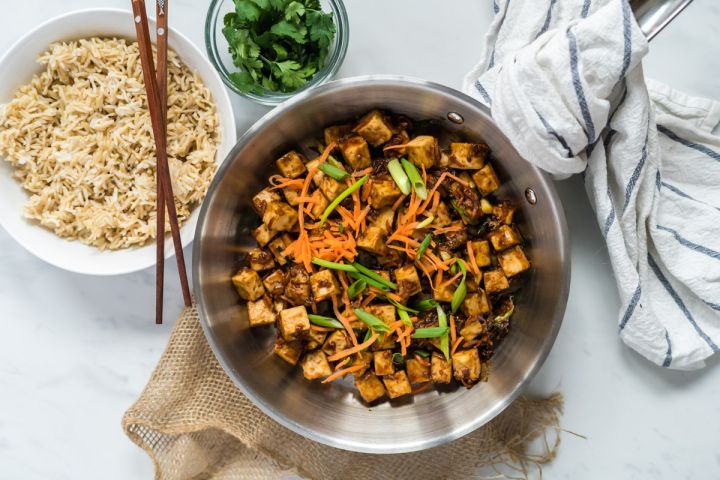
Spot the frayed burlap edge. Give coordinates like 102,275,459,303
123,305,563,480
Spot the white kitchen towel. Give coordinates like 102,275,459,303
463,0,720,369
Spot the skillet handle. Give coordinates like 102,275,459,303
629,0,694,41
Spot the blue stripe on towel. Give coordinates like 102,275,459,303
660,181,720,212
474,80,492,105
656,225,720,260
493,0,499,14
537,0,557,37
655,171,661,191
581,0,591,18
619,0,632,79
566,28,596,144
663,331,673,367
603,187,616,237
648,253,719,352
619,283,641,331
657,125,720,161
534,108,573,157
704,300,720,311
623,128,649,210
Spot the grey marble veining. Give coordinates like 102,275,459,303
0,1,719,478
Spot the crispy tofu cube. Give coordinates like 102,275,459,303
461,291,491,317
434,202,453,227
448,142,488,169
283,187,301,206
320,176,344,201
252,188,281,215
276,151,307,179
252,223,274,247
232,267,265,301
324,124,353,146
406,358,431,384
487,225,522,251
339,134,372,170
284,265,311,306
267,234,292,266
248,248,275,271
382,371,413,399
322,330,352,357
472,163,501,196
351,351,374,378
309,190,330,219
310,269,339,302
300,350,333,380
305,158,326,186
373,350,395,376
279,306,311,341
357,226,388,256
484,269,509,294
369,177,402,210
498,246,530,277
247,295,275,326
366,304,396,326
452,349,481,387
355,371,386,403
262,270,286,298
305,328,327,351
433,282,455,302
431,352,452,383
439,151,450,168
493,201,516,225
274,338,303,365
370,208,395,234
355,110,393,147
405,135,439,169
459,314,486,341
395,264,422,299
471,240,492,267
262,202,298,232
466,273,480,292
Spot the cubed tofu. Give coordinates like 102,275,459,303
405,135,439,169
322,330,353,357
252,223,274,247
395,264,422,299
370,208,395,234
284,265,311,306
461,291,491,317
483,269,510,294
300,350,333,380
448,142,488,169
279,306,311,341
366,304,396,327
262,202,299,232
406,358,431,384
320,176,344,202
276,151,307,179
248,248,275,271
283,187,301,206
232,267,265,301
267,234,292,266
431,352,452,384
373,350,395,376
247,295,276,327
339,134,372,170
438,151,450,168
355,110,393,147
493,201,516,225
351,351,374,378
498,246,530,277
382,371,413,399
252,188,281,215
459,314,486,341
274,338,303,365
376,249,402,268
305,158,326,186
433,282,455,302
309,189,330,219
310,269,339,302
324,124,353,146
471,240,492,267
369,177,402,209
305,328,328,351
452,349,481,387
466,272,481,292
355,371,386,403
487,225,522,251
357,226,388,256
273,299,288,314
472,163,501,196
262,269,287,298
434,202,453,227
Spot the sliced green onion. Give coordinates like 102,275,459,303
392,352,406,365
338,223,345,233
412,298,438,311
401,158,428,200
354,308,392,332
437,305,450,360
311,257,358,272
327,155,342,168
347,271,390,291
413,349,431,358
412,327,449,339
451,199,474,225
398,309,412,327
347,279,367,300
320,174,369,225
352,263,397,289
416,233,432,261
494,296,515,322
416,215,434,229
451,259,468,313
307,314,344,329
318,162,350,181
387,297,419,314
387,158,411,195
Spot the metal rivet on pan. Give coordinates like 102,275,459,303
447,112,464,124
525,188,537,205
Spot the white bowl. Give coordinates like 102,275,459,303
0,8,236,275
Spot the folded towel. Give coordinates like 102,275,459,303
463,0,720,369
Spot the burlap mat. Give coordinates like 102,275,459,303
122,305,564,479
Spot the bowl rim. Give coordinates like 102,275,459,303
0,7,237,276
193,74,571,453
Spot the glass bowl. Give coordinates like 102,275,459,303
205,0,349,106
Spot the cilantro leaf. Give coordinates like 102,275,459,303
229,71,263,94
284,1,306,21
232,0,262,22
270,19,307,43
306,10,335,50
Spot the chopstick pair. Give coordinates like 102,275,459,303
130,0,192,324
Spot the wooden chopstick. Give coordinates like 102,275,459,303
155,0,167,324
130,0,193,317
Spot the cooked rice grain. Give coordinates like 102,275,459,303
0,37,220,250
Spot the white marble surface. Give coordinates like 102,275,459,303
1,1,719,478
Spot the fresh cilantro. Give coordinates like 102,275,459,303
222,0,336,94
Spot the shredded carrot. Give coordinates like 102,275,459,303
356,206,371,233
451,337,463,356
438,271,462,290
425,251,448,271
412,382,432,394
334,357,351,370
445,172,470,187
419,172,450,212
433,225,464,234
321,364,365,383
386,292,403,303
327,332,380,362
450,315,457,345
391,194,407,211
361,292,377,307
310,324,333,332
466,241,481,277
332,294,359,345
413,353,430,367
382,143,408,151
353,167,373,177
269,178,304,190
